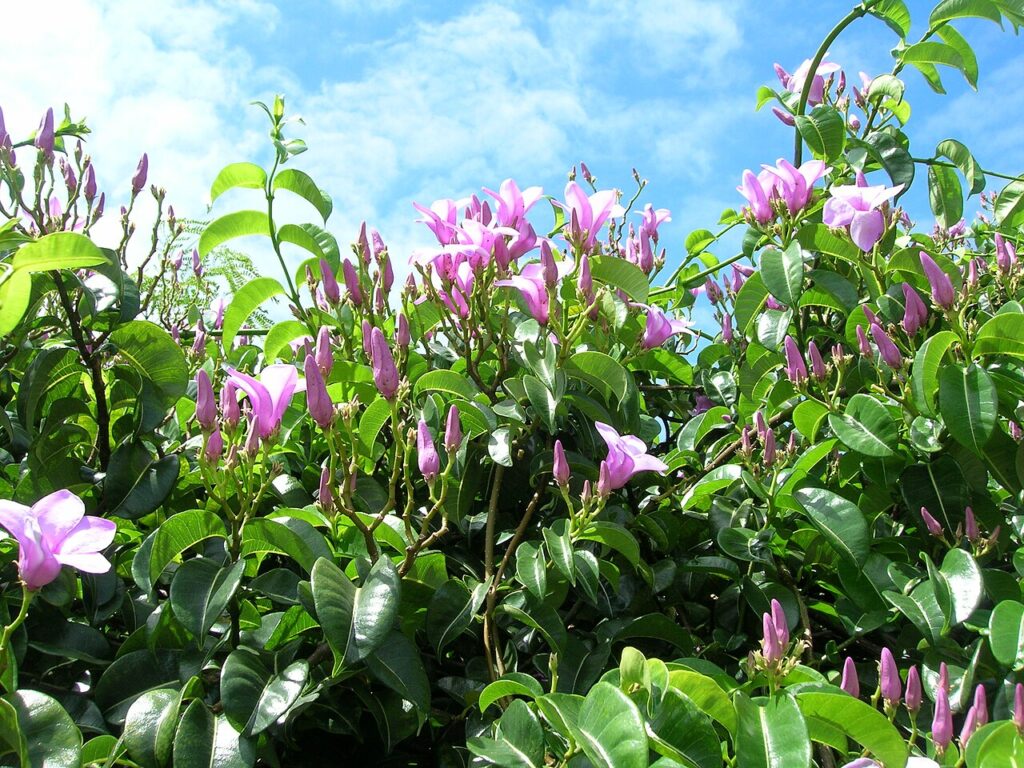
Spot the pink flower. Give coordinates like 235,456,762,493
760,158,830,215
195,369,216,430
840,657,859,698
369,327,399,400
131,153,149,196
304,354,333,429
0,490,117,590
641,305,692,349
775,57,842,106
784,335,808,383
226,364,298,438
558,181,625,250
553,440,570,487
901,283,928,335
879,647,901,706
320,259,341,305
594,422,669,491
823,182,903,252
920,251,955,309
761,612,783,663
417,420,440,482
920,506,944,537
444,405,462,453
933,686,953,752
905,666,922,712
482,178,543,229
495,262,568,324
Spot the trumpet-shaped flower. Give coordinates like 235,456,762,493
495,262,569,324
823,182,903,252
558,181,625,250
482,178,543,229
0,490,117,590
226,364,298,438
594,422,669,490
641,305,692,349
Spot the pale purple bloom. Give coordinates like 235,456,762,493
760,158,830,215
315,327,333,376
205,429,224,462
856,325,872,359
553,440,570,487
637,204,671,242
920,507,943,537
320,259,340,305
722,314,734,343
558,181,625,251
226,364,299,438
0,490,116,590
933,686,953,752
973,684,988,727
1012,422,1024,441
770,599,789,646
905,665,922,712
396,314,410,349
304,355,333,429
692,394,714,415
705,279,722,304
920,252,955,309
902,283,928,335
83,164,97,202
761,612,783,663
131,153,148,196
495,263,553,324
342,260,362,306
870,323,902,368
35,108,54,159
192,248,203,278
195,369,216,430
370,327,399,400
880,647,901,706
595,422,669,491
784,335,808,383
220,382,240,428
417,420,440,482
444,405,461,453
776,57,842,106
823,182,903,252
641,305,692,349
840,760,879,768
482,178,543,229
807,341,826,379
243,415,261,454
840,657,859,697
995,233,1018,274
737,170,774,224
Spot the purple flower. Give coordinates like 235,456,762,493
131,153,149,196
342,260,362,306
482,178,543,228
920,506,943,537
637,204,671,242
770,599,789,646
823,182,903,252
444,405,462,453
396,314,410,349
856,325,872,359
210,298,227,331
558,181,625,251
973,684,988,727
495,264,553,324
320,259,340,305
205,429,224,462
594,422,669,491
737,170,774,224
920,251,955,309
995,233,1017,273
318,466,334,512
783,335,808,383
901,283,928,335
370,327,399,400
35,108,55,159
807,341,827,379
226,364,298,438
553,440,570,487
417,420,440,482
965,506,979,542
905,665,922,713
83,164,97,202
932,686,953,752
0,490,116,590
220,382,240,428
761,612,783,663
192,248,203,278
722,313,734,343
880,647,901,706
776,57,842,107
195,369,216,430
839,760,879,768
1014,684,1024,732
641,305,692,349
304,355,333,429
870,323,902,369
760,158,830,215
840,657,859,697
315,327,333,376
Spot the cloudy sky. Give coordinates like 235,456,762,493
6,0,1023,282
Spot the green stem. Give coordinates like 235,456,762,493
911,156,1024,183
651,250,748,298
793,0,884,166
0,584,34,681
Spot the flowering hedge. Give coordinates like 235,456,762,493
2,1,1024,766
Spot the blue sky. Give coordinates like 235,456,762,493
6,1,1023,287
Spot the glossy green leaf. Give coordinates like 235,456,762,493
930,0,1003,25
413,369,480,400
911,331,959,415
884,581,945,645
647,688,721,767
590,256,649,303
515,541,547,600
110,320,189,405
221,277,286,350
123,689,180,768
940,548,984,625
939,363,998,454
364,631,430,714
468,699,545,768
667,669,736,733
240,517,331,573
928,163,963,229
989,600,1024,669
868,0,912,37
936,138,985,195
566,351,631,402
173,699,255,768
427,578,488,654
735,693,810,768
795,106,845,161
543,519,575,586
760,242,803,307
262,320,310,362
105,441,180,519
169,558,245,640
148,509,228,584
197,210,271,258
975,313,1024,357
793,487,870,566
796,690,907,768
10,231,107,273
576,682,648,768
4,690,82,768
828,394,899,457
0,268,33,336
995,180,1024,227
479,673,545,713
209,162,267,202
273,168,332,222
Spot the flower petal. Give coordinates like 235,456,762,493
850,210,884,252
54,515,116,557
54,551,112,574
33,489,85,550
0,500,31,542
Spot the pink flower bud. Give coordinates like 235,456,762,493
932,685,953,752
920,507,943,537
741,426,752,454
342,259,362,306
318,466,334,512
578,253,593,299
763,429,777,466
597,461,612,498
131,153,148,196
755,411,768,441
62,160,77,192
920,251,955,309
553,440,570,487
856,324,872,359
205,429,224,462
784,335,808,384
973,684,988,727
195,369,216,430
357,221,371,264
770,599,789,646
722,313,734,343
905,665,921,712
960,705,979,746
761,612,783,663
372,229,386,258
369,327,399,400
417,420,440,482
879,648,901,706
382,257,394,294
221,382,240,428
83,164,97,202
1014,683,1024,733
901,283,928,335
315,327,333,376
540,241,557,287
840,657,859,697
192,248,202,278
807,340,827,379
35,108,54,159
244,416,261,455
304,355,333,429
772,107,796,126
320,259,340,305
938,662,950,693
396,313,410,349
965,506,979,542
444,405,461,452
870,323,902,369
362,320,373,360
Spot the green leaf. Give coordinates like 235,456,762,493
667,669,737,733
10,231,108,273
222,277,286,350
427,578,488,654
760,242,803,306
173,699,255,768
198,210,271,258
543,519,575,586
911,330,959,415
209,162,267,203
936,23,980,88
311,558,356,674
576,682,648,768
733,272,767,334
0,268,33,336
899,456,969,534
413,369,480,401
828,394,899,457
273,168,332,222
468,699,545,768
488,427,513,467
940,548,983,625
794,106,845,161
796,691,907,768
928,163,964,229
796,224,863,264
123,689,180,768
524,375,557,432
884,582,945,645
899,40,964,71
989,600,1024,669
247,659,308,737
995,180,1024,227
577,522,641,569
110,320,189,406
365,631,431,715
793,487,870,566
149,509,228,584
970,721,1024,766
277,223,326,261
479,673,545,713
590,256,649,303
263,320,310,362
499,601,566,653
4,690,82,768
515,541,547,600
869,0,912,37
931,0,1003,25
647,688,721,768
240,517,331,573
105,441,180,519
735,693,811,768
566,351,631,402
357,396,393,458
939,363,998,454
169,558,245,640
936,138,986,195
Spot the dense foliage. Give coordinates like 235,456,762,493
2,1,1024,766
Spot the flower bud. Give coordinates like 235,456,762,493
763,429,777,466
938,662,949,693
960,705,979,746
901,283,928,336
840,657,859,698
920,507,943,537
722,313,733,343
320,258,341,305
870,323,902,369
244,416,261,455
305,355,333,429
35,108,54,159
597,461,612,498
417,420,440,482
315,327,333,376
131,153,148,196
357,221,371,264
444,404,461,453
783,335,807,384
192,248,203,278
761,612,783,663
807,340,827,379
856,324,872,359
205,429,224,462
370,327,399,400
741,426,752,454
396,313,410,349
1014,683,1024,733
540,241,557,287
754,411,768,440
372,229,386,258
879,648,901,706
770,599,789,646
381,257,394,294
973,684,988,727
195,369,216,430
62,160,77,192
83,164,97,202
342,259,362,306
553,440,570,487
932,685,953,752
318,466,334,512
578,253,593,299
920,251,955,309
905,665,922,713
221,382,240,428
965,506,979,543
